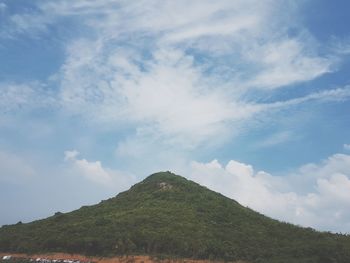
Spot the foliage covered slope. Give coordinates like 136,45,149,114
1,172,350,263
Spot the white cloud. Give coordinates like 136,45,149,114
2,1,350,151
64,150,112,185
56,38,348,149
43,0,345,149
344,144,350,151
59,42,262,146
246,39,333,89
64,150,135,187
56,33,349,149
189,153,350,233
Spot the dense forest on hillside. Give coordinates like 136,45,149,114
1,172,350,263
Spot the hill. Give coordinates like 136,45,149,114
1,172,350,263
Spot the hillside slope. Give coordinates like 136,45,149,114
1,172,350,263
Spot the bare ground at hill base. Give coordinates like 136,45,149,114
0,253,248,263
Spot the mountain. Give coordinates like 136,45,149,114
1,172,350,263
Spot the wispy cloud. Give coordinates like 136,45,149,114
0,1,349,153
255,131,293,148
245,39,333,89
263,86,350,109
0,82,56,113
330,37,350,55
0,2,6,12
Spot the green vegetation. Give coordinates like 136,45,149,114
1,172,350,262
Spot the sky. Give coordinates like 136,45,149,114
0,0,350,233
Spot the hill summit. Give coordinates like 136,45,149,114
1,171,350,263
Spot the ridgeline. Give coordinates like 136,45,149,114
1,172,350,263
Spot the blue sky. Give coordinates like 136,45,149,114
1,0,350,233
